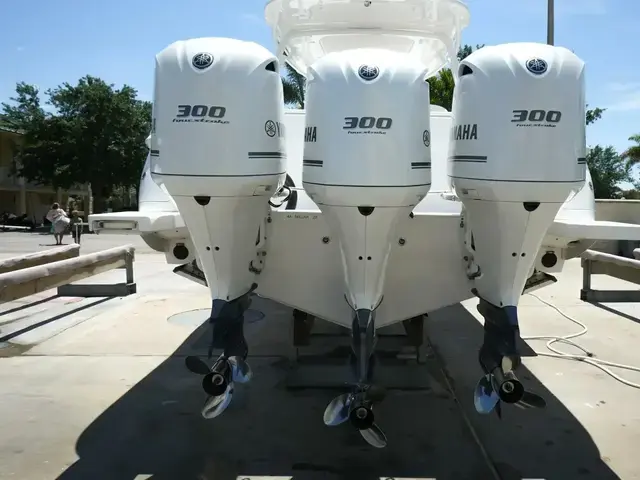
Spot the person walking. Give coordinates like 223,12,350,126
45,202,70,245
69,210,83,244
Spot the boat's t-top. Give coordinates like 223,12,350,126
265,0,470,78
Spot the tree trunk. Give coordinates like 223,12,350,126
91,182,112,213
92,195,107,213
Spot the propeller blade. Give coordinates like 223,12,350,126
366,385,387,403
495,400,502,419
514,390,547,410
229,356,252,384
202,383,234,419
323,393,351,426
185,355,211,375
473,374,500,414
360,423,387,449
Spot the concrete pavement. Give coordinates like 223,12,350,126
0,232,639,479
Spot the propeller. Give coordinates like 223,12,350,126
323,385,388,448
228,356,253,384
185,355,252,384
474,374,500,414
185,355,252,419
359,423,387,449
514,391,547,409
323,393,351,426
185,355,211,375
202,384,234,419
473,372,546,417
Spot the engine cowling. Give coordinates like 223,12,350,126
149,37,286,303
303,48,432,208
449,42,586,203
449,42,586,308
150,37,286,198
301,48,432,312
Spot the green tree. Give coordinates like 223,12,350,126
586,106,605,126
282,63,306,108
621,133,640,168
619,187,640,200
586,145,632,199
2,76,151,212
0,82,44,130
429,44,485,110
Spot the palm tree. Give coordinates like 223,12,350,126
428,68,456,111
427,44,484,111
621,134,640,169
281,63,306,108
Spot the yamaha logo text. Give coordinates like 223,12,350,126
305,126,317,143
451,123,478,141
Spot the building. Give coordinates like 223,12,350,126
0,124,90,223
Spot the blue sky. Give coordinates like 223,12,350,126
1,0,638,155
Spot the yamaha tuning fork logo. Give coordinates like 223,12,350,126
526,58,548,75
423,130,430,147
264,119,285,138
265,120,277,137
192,52,214,70
358,64,380,81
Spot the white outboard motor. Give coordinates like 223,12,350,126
450,43,586,417
150,37,286,302
451,43,586,308
303,49,431,446
273,0,469,448
303,49,432,318
150,37,285,418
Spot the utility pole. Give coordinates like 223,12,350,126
547,0,555,45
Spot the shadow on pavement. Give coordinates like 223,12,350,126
57,301,618,480
589,301,640,324
0,298,113,343
0,294,58,318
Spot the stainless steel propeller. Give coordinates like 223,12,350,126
185,355,211,375
202,383,234,419
473,372,546,416
228,356,253,384
185,355,252,419
359,423,387,449
323,393,351,426
323,386,388,448
185,355,252,384
474,374,500,414
513,391,547,410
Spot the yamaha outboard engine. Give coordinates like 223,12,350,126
150,37,286,418
449,42,586,417
304,49,432,447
